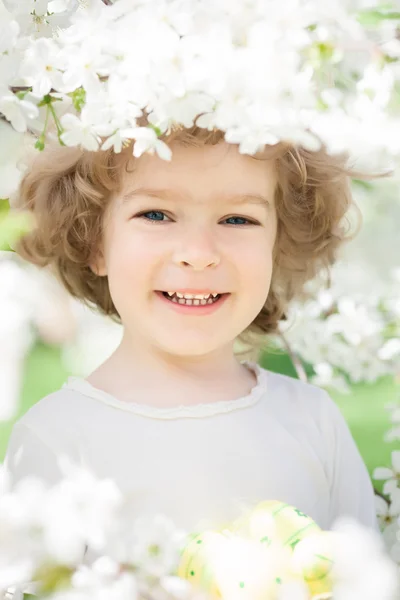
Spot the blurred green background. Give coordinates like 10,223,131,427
0,341,398,495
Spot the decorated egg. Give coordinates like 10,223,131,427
290,531,335,598
178,531,225,598
178,530,284,600
177,501,335,600
233,500,321,551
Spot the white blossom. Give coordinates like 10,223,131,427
106,513,187,580
18,38,65,97
0,0,399,167
384,403,400,444
42,458,123,564
60,109,101,151
375,490,400,531
331,518,399,600
0,12,20,54
373,451,400,496
49,557,139,600
126,127,172,161
47,0,75,14
0,94,39,133
0,121,26,200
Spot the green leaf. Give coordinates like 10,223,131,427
35,137,45,151
357,8,400,26
16,90,29,100
69,87,86,112
307,42,336,68
0,198,10,214
34,564,74,595
316,96,329,111
384,11,400,19
388,80,400,113
0,212,33,251
37,94,53,108
352,179,374,190
149,123,163,137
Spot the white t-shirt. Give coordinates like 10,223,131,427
4,361,379,533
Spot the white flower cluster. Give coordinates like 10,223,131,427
0,0,400,197
278,266,400,392
0,457,195,600
276,177,400,393
373,399,400,568
0,457,398,600
1,0,79,38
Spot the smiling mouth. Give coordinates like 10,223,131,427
158,292,225,306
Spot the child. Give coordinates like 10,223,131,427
4,125,378,533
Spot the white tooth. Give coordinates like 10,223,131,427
167,292,175,296
193,299,200,305
212,293,218,298
200,299,207,305
176,292,184,298
183,294,194,299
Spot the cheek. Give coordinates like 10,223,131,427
106,232,160,287
234,236,275,310
243,255,273,302
234,233,274,277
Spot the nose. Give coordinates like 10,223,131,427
172,225,221,271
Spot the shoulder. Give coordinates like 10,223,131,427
13,384,88,437
258,366,345,432
5,386,93,486
260,366,333,410
258,368,353,481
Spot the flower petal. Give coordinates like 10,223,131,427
375,495,389,517
133,139,150,158
373,467,394,480
383,479,399,496
155,140,172,161
391,450,400,473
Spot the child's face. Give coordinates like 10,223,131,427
94,141,277,359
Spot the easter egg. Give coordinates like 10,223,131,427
178,531,224,598
179,530,281,600
177,501,329,600
234,500,321,551
290,531,335,598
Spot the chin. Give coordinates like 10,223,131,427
157,336,231,358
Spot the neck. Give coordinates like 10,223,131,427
86,333,258,407
114,332,248,382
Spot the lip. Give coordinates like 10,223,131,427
155,291,230,315
157,289,224,296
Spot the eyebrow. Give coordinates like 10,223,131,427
121,187,271,207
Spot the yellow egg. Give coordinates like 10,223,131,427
178,502,329,600
290,531,335,598
178,531,224,598
234,501,321,551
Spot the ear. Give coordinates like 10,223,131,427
89,250,107,277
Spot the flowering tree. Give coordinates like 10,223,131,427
276,176,400,392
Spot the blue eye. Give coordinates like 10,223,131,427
225,216,251,225
135,211,258,226
140,211,166,221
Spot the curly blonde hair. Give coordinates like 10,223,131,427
12,125,366,358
